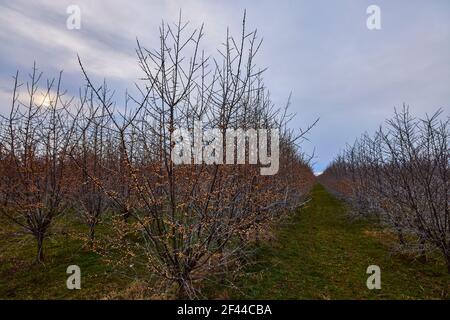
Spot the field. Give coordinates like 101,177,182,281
1,184,448,300
229,184,449,299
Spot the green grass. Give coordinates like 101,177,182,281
0,216,127,299
1,184,448,299
229,184,449,299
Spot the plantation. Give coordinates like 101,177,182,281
1,184,448,299
320,108,450,274
0,15,316,299
0,5,449,301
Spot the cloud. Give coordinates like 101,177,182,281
0,0,449,171
0,3,139,80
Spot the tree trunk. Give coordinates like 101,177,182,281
88,224,96,249
418,237,427,263
397,229,405,246
177,279,188,299
36,233,44,263
176,272,194,299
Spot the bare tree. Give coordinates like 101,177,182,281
0,65,79,262
321,107,450,273
0,13,316,297
74,13,315,297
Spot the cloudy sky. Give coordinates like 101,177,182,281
0,0,449,172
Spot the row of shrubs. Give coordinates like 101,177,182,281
320,107,450,274
0,15,316,298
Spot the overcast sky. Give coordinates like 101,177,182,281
0,0,449,172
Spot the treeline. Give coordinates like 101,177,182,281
0,14,315,298
320,108,449,273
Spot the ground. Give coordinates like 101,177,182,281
0,184,448,299
228,184,449,299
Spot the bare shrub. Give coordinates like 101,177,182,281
321,107,450,272
73,13,315,297
0,14,315,296
0,65,79,262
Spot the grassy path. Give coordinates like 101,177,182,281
1,184,448,299
233,184,449,299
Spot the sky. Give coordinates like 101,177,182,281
0,0,449,173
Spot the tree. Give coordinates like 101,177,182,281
0,65,79,262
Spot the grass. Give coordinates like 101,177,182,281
227,184,449,299
0,216,127,299
0,184,448,299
